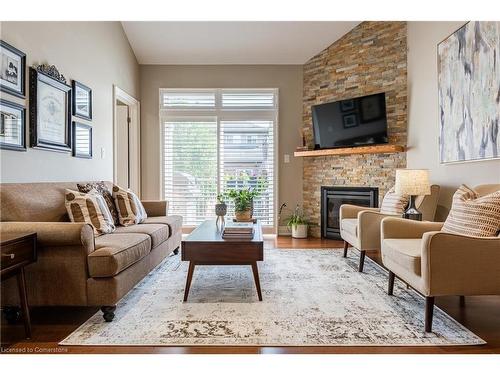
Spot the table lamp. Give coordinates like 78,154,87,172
395,169,431,221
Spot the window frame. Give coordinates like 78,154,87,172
159,88,279,232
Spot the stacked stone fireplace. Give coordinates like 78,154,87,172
301,21,408,237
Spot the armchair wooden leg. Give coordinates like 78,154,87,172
425,297,435,333
358,251,366,272
343,241,348,258
388,271,395,295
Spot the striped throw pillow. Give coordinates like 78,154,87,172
442,185,500,237
77,181,119,225
65,189,115,236
380,187,409,215
112,185,147,226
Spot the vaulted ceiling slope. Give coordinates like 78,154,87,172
121,21,360,65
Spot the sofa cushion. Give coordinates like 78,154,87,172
382,239,422,276
89,233,151,277
143,215,183,237
113,223,169,249
341,219,358,237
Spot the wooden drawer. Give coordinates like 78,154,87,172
1,235,37,274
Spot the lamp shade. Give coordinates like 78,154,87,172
395,169,431,196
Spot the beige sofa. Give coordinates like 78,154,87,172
340,185,440,272
381,184,500,332
0,182,182,322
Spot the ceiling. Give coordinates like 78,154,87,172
121,22,360,65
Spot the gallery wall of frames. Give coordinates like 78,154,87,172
0,40,93,158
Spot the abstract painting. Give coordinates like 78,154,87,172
438,21,500,163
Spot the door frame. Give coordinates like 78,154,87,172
113,85,141,196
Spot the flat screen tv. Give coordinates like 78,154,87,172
311,92,388,149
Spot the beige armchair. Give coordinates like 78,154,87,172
380,184,500,332
340,185,440,272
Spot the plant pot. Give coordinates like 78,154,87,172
215,203,227,217
235,209,252,222
291,224,308,239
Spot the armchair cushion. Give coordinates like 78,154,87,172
382,239,422,275
341,219,358,237
442,185,500,237
90,233,151,277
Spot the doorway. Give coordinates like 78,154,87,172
113,86,141,196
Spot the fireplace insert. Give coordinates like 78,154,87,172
321,186,379,239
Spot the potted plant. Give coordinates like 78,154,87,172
286,205,309,238
224,173,267,222
215,194,227,224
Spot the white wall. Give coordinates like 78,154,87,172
407,22,500,220
139,65,304,220
0,22,139,183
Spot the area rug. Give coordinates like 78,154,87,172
60,248,485,346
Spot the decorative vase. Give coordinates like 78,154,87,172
215,203,227,226
215,203,227,217
291,224,308,239
235,209,252,222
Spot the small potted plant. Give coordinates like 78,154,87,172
286,205,309,238
224,173,267,222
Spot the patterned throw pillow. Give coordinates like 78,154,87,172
65,189,115,236
112,185,147,226
380,187,410,215
442,185,500,237
77,181,119,225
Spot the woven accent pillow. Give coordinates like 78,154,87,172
65,189,115,236
380,187,410,215
442,185,500,237
77,181,119,225
112,185,147,226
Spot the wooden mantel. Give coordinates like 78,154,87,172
294,144,405,157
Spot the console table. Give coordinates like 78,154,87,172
1,232,37,339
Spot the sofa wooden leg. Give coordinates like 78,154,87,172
101,305,116,322
425,297,435,333
173,246,179,255
459,295,466,307
358,251,366,272
388,271,395,295
343,241,348,258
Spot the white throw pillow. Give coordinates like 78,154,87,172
380,187,409,215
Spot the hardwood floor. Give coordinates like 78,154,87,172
1,236,499,354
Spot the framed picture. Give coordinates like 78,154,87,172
360,94,385,122
0,99,26,151
29,64,72,153
72,121,92,158
72,80,92,120
0,40,26,98
438,21,500,164
343,114,358,128
340,99,355,112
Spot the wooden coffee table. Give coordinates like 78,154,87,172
181,220,264,301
